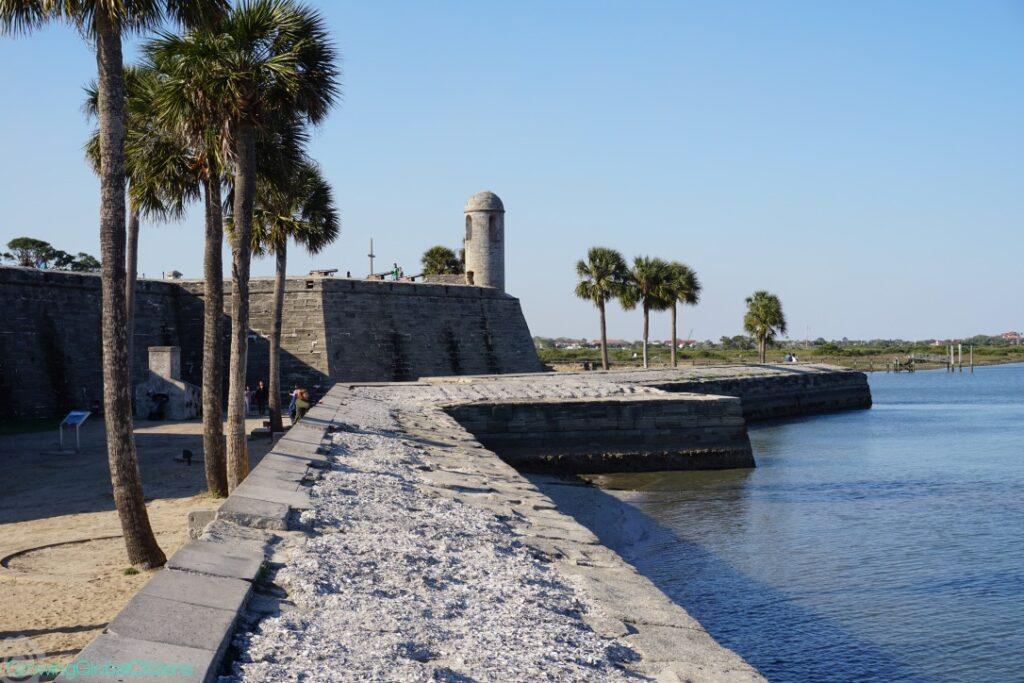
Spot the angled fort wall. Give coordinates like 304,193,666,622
0,267,543,419
0,267,207,420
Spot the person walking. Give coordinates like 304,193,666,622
288,385,300,423
255,380,269,417
295,388,311,422
244,385,253,416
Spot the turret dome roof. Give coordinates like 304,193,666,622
464,191,504,212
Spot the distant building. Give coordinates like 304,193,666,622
1002,331,1021,343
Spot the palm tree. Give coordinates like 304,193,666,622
421,246,463,276
574,247,628,370
197,153,230,497
243,160,338,432
620,256,671,369
92,60,232,498
2,0,225,569
85,66,197,385
148,40,312,494
142,58,235,499
664,262,702,368
744,290,787,363
149,0,339,490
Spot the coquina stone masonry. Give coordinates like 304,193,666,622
621,364,873,419
443,393,753,472
0,267,207,420
0,266,542,420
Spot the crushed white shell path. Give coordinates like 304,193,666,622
226,381,765,682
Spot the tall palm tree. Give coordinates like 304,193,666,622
664,262,702,368
85,66,197,386
144,61,236,498
148,36,311,493
93,58,232,497
149,0,339,490
197,152,230,496
574,247,628,370
744,290,787,363
2,0,226,569
235,159,338,432
620,256,671,369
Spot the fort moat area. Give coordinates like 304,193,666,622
552,363,1024,682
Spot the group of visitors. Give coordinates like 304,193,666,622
243,380,269,417
243,380,311,423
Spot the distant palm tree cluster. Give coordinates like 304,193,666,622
575,247,786,369
1,0,339,569
575,248,701,369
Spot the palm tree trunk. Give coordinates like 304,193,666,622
642,304,649,369
125,207,139,390
95,14,165,569
670,303,677,368
268,242,286,432
599,299,609,370
202,173,228,497
226,123,257,491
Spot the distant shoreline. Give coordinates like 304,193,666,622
542,352,1024,374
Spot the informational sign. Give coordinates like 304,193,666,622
61,411,90,427
60,410,91,450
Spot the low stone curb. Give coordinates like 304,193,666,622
56,403,342,683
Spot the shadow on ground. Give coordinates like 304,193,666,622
0,417,274,526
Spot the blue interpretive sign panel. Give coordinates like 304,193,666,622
60,410,91,450
61,411,91,427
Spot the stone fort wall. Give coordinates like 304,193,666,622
0,267,542,420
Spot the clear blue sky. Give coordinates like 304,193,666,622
1,1,1021,342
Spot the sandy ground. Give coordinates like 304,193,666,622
0,416,278,672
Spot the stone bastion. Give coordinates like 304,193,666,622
0,266,542,420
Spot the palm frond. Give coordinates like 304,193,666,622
243,157,338,257
623,256,672,312
574,246,628,307
83,61,200,222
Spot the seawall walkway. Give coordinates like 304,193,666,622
59,365,869,682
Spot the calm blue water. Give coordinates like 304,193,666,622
575,364,1024,682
